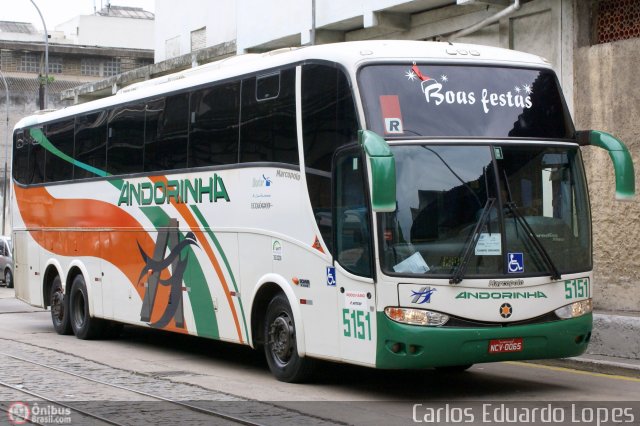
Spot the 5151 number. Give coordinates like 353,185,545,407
342,309,372,341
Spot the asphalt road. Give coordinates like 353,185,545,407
1,286,638,425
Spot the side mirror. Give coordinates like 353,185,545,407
577,130,635,200
359,130,396,212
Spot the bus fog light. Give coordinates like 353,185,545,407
555,299,592,319
385,307,449,326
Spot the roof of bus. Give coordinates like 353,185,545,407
14,40,551,130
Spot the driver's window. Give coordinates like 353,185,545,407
334,148,372,278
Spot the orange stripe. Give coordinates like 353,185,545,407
14,184,187,335
148,176,244,343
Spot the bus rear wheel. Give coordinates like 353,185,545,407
263,294,315,383
69,274,105,340
50,276,72,335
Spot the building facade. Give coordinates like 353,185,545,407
0,7,155,232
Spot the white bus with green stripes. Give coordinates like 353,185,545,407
12,41,635,382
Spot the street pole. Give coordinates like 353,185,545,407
311,0,316,46
0,71,9,236
30,0,49,110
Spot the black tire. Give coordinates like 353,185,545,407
5,269,13,289
263,293,315,383
69,274,105,340
50,276,72,335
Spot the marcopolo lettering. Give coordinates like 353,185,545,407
118,175,230,206
456,291,547,300
276,169,301,180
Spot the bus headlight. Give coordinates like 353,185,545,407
384,307,449,326
554,299,592,319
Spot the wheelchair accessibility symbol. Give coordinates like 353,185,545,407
326,266,336,286
507,253,524,274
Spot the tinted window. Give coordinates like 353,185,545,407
302,64,358,172
240,68,298,164
75,112,108,179
107,103,145,174
189,82,240,167
28,128,45,184
302,64,358,253
334,148,372,277
145,94,189,172
359,65,574,139
44,120,75,182
13,130,29,184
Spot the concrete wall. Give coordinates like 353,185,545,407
154,0,236,62
574,37,640,312
56,15,154,50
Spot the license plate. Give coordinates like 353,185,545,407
488,338,523,354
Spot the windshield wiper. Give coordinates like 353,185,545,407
450,197,496,285
504,202,562,281
501,170,561,280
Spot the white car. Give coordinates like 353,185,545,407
0,236,12,288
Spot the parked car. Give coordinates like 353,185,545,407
0,236,12,288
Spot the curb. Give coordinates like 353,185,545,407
526,356,640,379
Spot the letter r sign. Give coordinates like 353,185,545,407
379,95,404,135
385,118,403,134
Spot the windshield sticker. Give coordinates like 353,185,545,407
379,95,404,134
393,252,430,274
507,252,525,273
475,233,502,256
407,63,533,114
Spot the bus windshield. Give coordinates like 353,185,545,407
359,64,574,139
378,144,591,278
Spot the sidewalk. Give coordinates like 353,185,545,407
530,311,640,378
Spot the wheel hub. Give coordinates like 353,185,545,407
268,314,294,365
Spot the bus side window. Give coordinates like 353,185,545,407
74,112,108,179
45,119,75,182
240,68,298,164
334,149,372,278
107,103,145,175
302,64,358,254
29,128,45,185
145,94,189,172
189,81,240,167
13,130,29,184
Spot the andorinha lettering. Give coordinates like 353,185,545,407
456,291,547,299
118,175,230,206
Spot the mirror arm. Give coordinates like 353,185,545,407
576,130,635,200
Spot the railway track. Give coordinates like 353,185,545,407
0,339,343,426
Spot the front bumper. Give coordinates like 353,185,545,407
376,312,592,369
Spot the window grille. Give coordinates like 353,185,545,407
19,52,39,73
595,0,640,44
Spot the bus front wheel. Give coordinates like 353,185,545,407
263,293,315,383
50,276,72,335
69,274,105,340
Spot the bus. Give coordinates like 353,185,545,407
11,41,635,382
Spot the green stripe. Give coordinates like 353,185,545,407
140,206,219,339
191,204,249,340
29,128,109,178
